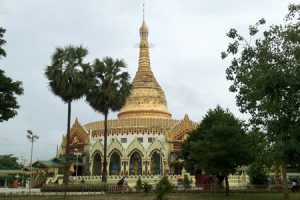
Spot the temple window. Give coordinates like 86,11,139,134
148,137,153,143
121,138,127,143
137,137,143,143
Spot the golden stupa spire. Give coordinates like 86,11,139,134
133,5,160,89
143,3,145,21
118,6,171,119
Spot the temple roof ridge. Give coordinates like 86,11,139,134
165,114,198,142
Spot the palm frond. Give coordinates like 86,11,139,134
45,46,89,103
86,57,132,114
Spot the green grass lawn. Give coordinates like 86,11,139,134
1,193,300,200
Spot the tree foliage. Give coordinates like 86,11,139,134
0,69,24,122
142,182,152,195
188,106,251,195
247,130,272,185
45,45,89,184
86,57,131,114
0,27,23,122
45,46,89,103
0,27,6,58
248,162,269,186
180,128,202,174
85,57,131,182
135,177,142,192
183,174,191,189
155,176,173,200
285,4,300,62
0,154,23,169
222,4,300,199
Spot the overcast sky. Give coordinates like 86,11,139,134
0,0,295,163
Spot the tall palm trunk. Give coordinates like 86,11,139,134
102,112,108,182
63,101,71,184
275,164,280,185
282,163,289,200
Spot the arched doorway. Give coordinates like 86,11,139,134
92,153,102,175
129,151,142,175
151,151,162,175
109,152,121,175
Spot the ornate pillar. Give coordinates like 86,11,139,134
127,160,130,175
124,160,128,175
145,160,148,175
106,158,110,175
90,161,93,176
143,161,147,175
120,161,123,175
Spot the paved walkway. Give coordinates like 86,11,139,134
0,188,107,196
0,188,40,194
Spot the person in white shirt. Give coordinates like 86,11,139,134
291,180,297,192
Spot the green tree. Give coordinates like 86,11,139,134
45,45,89,184
248,162,269,186
0,27,23,122
0,154,23,169
183,174,191,189
180,128,203,175
155,176,173,200
248,130,271,186
142,182,152,195
286,4,300,63
222,4,300,200
135,177,142,192
189,106,251,196
85,57,131,182
0,27,6,58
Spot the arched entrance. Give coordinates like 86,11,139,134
151,151,162,175
109,152,121,175
129,151,142,175
92,152,102,175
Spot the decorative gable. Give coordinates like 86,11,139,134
126,137,146,158
108,138,125,158
90,140,104,159
147,138,166,159
165,114,197,142
70,118,89,145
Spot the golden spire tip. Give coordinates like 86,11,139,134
143,3,145,21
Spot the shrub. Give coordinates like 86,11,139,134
155,176,173,200
142,182,152,195
117,177,125,186
249,164,269,185
135,177,142,192
183,175,191,189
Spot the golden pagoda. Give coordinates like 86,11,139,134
118,19,171,119
58,16,197,177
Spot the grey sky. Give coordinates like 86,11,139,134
0,0,294,163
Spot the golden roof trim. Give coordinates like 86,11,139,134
165,114,198,142
70,118,89,145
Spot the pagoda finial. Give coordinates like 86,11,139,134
140,4,148,38
138,5,149,68
117,5,171,119
143,3,145,21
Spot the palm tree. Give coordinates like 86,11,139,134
45,45,89,184
86,57,131,182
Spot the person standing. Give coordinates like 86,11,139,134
291,180,297,192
